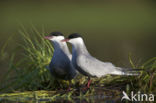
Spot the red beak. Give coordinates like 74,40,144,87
61,39,69,42
44,36,53,40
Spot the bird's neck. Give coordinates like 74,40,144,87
72,42,90,56
52,41,70,55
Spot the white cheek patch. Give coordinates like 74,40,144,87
51,36,64,41
57,36,64,40
68,39,73,43
68,38,83,44
50,37,54,40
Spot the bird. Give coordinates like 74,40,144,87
44,32,77,88
62,33,141,89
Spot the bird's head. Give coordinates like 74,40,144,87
44,32,64,42
61,33,83,45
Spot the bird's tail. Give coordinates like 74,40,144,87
112,67,142,76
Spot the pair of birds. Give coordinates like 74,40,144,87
44,32,140,89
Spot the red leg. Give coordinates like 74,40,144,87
82,77,91,90
87,79,92,88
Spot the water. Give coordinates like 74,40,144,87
0,1,156,102
0,90,122,103
0,96,121,103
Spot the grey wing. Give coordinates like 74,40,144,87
49,62,67,76
77,55,117,77
67,62,77,79
49,57,69,75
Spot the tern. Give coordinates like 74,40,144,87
62,33,141,89
44,32,77,85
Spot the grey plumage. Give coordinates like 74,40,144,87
65,33,140,78
44,32,77,80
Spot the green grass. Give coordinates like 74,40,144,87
0,25,55,92
0,27,155,102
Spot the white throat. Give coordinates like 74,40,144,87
69,37,89,55
50,36,64,41
68,37,84,45
51,37,71,57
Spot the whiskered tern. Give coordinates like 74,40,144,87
62,33,140,89
44,32,77,84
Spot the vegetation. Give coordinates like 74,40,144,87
0,25,54,92
0,27,155,102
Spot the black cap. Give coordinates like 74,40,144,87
68,33,82,39
49,32,63,36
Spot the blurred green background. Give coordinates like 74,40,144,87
0,0,156,81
